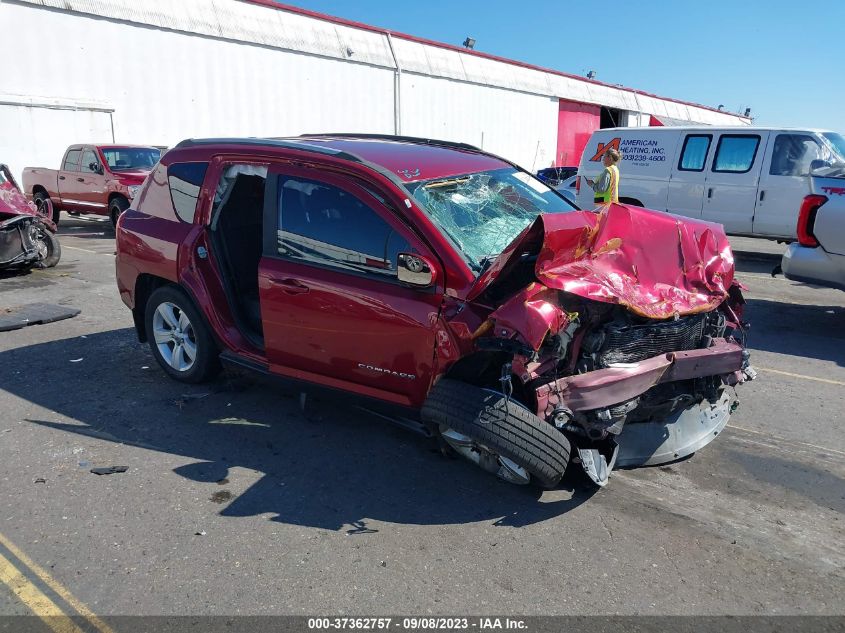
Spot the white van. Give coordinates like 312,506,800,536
576,127,845,239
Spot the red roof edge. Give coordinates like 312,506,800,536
242,0,749,122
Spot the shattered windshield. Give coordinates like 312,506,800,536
408,168,575,271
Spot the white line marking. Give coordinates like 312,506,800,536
756,366,845,386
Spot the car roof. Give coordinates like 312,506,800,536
172,135,511,183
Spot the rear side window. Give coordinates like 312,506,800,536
769,134,822,176
712,135,761,173
62,150,81,171
276,176,410,278
678,135,711,171
168,162,208,222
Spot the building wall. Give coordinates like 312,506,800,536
0,0,750,179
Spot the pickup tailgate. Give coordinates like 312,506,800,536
812,173,845,256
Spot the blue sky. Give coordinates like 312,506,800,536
284,0,843,131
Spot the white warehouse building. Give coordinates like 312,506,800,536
0,0,750,179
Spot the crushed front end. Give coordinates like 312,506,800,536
460,203,756,486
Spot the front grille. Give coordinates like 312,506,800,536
598,313,709,367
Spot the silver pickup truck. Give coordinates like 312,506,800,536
781,164,845,291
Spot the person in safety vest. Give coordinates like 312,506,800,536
587,148,621,205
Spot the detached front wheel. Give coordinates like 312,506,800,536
32,227,61,269
422,379,571,487
144,286,220,383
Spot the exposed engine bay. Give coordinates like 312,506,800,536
447,204,756,486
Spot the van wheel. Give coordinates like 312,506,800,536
422,379,571,487
144,286,220,383
33,191,59,225
110,197,129,228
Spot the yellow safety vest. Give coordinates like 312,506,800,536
594,164,620,204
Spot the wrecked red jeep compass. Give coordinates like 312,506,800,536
116,135,754,487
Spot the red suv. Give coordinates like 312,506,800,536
116,135,754,488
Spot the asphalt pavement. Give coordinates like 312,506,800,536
0,216,843,620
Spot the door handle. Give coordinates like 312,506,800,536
707,187,713,199
759,190,765,202
58,175,65,180
76,177,85,182
269,278,309,295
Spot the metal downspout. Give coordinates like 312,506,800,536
386,33,401,135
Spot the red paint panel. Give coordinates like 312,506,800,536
649,115,665,127
555,100,601,167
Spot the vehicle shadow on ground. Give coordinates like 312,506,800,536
745,297,845,367
4,328,596,531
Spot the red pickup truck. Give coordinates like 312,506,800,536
22,144,161,226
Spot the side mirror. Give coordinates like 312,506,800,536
397,253,437,287
810,159,830,172
90,162,103,175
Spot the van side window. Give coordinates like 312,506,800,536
678,135,712,171
168,162,209,222
769,134,822,177
712,135,761,173
276,176,411,278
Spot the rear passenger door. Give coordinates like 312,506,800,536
754,133,823,239
667,133,713,219
258,165,444,407
702,132,768,234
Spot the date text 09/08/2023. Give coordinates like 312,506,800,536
307,617,528,630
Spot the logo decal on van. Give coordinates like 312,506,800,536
590,138,621,162
822,186,845,196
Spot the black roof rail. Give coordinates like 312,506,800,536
173,137,366,162
299,133,483,153
171,137,408,188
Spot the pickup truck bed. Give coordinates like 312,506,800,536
781,167,845,290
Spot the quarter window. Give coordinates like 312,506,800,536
769,134,822,177
678,135,711,171
276,177,410,277
712,135,761,173
62,150,81,171
168,162,209,222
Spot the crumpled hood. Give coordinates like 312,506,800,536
467,203,735,319
0,182,37,218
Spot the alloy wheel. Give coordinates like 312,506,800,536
151,301,198,372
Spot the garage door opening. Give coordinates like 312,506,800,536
600,106,622,129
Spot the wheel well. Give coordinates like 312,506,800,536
619,196,643,207
443,351,535,409
109,193,128,207
132,274,171,342
32,185,47,196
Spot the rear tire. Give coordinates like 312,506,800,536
110,196,129,228
422,379,571,487
33,191,59,225
144,286,220,384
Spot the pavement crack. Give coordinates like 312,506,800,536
599,515,614,543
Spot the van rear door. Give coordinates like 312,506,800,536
753,132,824,239
702,132,769,234
667,133,713,220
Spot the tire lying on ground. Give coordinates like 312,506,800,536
422,378,571,487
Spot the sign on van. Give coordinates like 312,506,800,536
590,137,667,165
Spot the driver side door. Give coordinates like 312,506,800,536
258,165,445,407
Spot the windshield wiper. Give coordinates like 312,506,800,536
476,253,500,274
